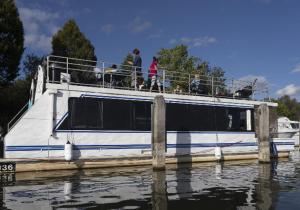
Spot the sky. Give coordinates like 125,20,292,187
15,0,300,100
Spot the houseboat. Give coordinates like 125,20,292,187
3,55,295,167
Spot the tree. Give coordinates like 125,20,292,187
277,100,292,118
210,66,226,95
270,96,300,120
156,45,226,94
277,95,300,120
120,53,134,87
0,79,31,135
23,54,45,80
0,0,24,86
51,19,97,83
157,45,199,91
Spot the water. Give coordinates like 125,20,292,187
1,151,300,210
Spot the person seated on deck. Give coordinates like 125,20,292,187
103,64,118,87
173,85,183,94
190,74,204,94
139,77,147,91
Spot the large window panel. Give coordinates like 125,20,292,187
214,107,228,131
187,105,214,131
69,97,102,130
103,99,132,130
134,101,151,130
166,103,189,131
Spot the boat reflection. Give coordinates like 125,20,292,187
1,156,297,210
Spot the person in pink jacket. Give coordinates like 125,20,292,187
148,57,161,93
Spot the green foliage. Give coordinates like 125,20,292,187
0,80,31,134
0,0,24,86
277,100,292,118
121,53,134,87
23,53,45,80
270,96,300,120
157,45,199,91
277,95,300,120
121,53,134,71
51,19,97,83
210,66,226,95
156,45,226,93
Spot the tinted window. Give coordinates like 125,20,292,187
57,97,253,132
134,101,151,130
69,97,102,129
103,99,132,130
166,103,189,131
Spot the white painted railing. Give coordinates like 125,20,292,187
46,55,270,99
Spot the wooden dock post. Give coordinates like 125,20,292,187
152,95,166,170
255,104,271,163
152,170,167,210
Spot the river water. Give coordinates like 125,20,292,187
1,151,300,210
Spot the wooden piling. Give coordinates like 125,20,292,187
269,107,278,139
152,170,167,210
255,104,271,163
152,95,166,170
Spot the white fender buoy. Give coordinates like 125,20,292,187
215,146,222,161
64,141,73,161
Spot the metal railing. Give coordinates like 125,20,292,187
7,102,30,133
46,55,270,100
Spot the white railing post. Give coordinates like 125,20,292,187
134,67,137,91
66,57,69,75
211,76,214,96
46,56,49,83
52,65,54,83
163,70,166,93
232,78,235,98
188,74,191,94
102,61,105,88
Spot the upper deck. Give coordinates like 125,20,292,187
45,55,276,107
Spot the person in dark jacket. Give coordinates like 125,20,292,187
128,48,142,89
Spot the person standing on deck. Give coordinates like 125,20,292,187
149,57,161,93
128,48,142,89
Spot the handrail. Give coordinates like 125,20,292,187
46,55,270,100
7,102,29,133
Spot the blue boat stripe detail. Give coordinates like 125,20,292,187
5,141,294,152
53,112,68,131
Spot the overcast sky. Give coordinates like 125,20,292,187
16,0,300,99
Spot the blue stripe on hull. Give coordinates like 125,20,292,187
5,142,294,152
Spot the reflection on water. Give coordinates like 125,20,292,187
1,151,300,210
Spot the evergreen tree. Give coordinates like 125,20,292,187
0,0,24,86
23,53,45,80
0,79,30,134
51,19,97,83
120,53,134,87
